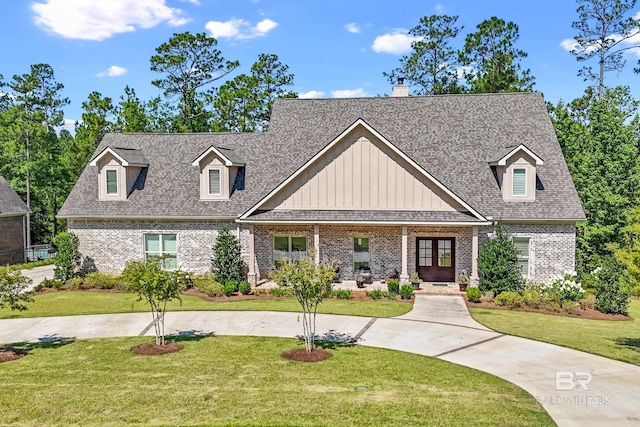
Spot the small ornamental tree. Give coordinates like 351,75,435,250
122,260,188,345
477,225,525,295
52,232,81,283
0,267,32,313
211,227,245,284
270,253,336,352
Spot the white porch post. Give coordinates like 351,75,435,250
314,224,320,264
401,225,408,282
472,226,479,281
247,224,257,285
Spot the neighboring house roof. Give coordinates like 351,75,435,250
0,176,28,216
58,92,586,222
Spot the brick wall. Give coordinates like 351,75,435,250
479,223,577,283
68,219,237,273
0,215,25,265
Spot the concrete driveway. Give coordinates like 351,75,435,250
20,264,56,292
1,295,639,427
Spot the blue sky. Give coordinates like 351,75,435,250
2,0,640,130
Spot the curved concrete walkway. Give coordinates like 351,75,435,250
1,295,639,427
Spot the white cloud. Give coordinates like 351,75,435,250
345,23,360,33
31,0,189,41
560,38,578,52
331,88,368,98
299,90,325,99
97,65,128,77
205,18,278,40
56,119,77,134
372,29,421,55
179,0,200,4
434,4,446,13
456,65,474,80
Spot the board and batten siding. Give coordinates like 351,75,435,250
263,126,464,211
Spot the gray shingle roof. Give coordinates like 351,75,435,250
0,176,28,215
58,92,585,222
109,147,149,165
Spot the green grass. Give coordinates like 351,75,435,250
0,336,553,426
469,299,640,366
0,291,412,319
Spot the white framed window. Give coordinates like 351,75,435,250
144,234,177,270
512,168,526,196
354,236,370,271
513,237,530,278
106,169,118,195
208,168,222,195
273,235,307,266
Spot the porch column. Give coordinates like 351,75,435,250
314,224,320,264
247,224,257,285
471,226,479,281
401,226,408,282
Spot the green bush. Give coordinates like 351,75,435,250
223,281,236,297
477,226,525,296
332,289,352,299
466,287,481,303
399,284,414,300
628,285,640,297
386,279,400,295
494,291,523,308
238,281,251,295
193,277,224,297
522,288,542,309
211,227,245,284
366,289,385,300
579,294,596,310
269,287,294,297
253,288,267,296
595,282,629,315
562,300,581,314
52,232,81,284
38,278,64,290
66,272,128,291
541,293,561,311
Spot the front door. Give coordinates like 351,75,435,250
416,238,455,282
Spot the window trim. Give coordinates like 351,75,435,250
144,233,178,270
512,168,527,196
512,236,531,278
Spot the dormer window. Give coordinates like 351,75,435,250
89,146,148,201
106,170,118,195
490,144,543,202
192,146,245,201
512,168,526,196
208,168,222,195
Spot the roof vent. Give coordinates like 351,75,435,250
392,78,409,97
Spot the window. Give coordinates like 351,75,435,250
418,239,432,267
273,235,307,266
513,237,530,278
208,168,221,195
437,239,452,267
144,234,177,269
354,236,370,271
106,170,118,195
513,168,526,196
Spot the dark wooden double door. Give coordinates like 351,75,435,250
416,237,455,282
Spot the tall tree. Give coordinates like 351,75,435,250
570,0,640,99
212,53,296,132
150,32,239,132
0,64,69,244
384,15,464,95
460,17,534,93
72,92,115,178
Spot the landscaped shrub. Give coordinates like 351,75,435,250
211,227,246,284
562,300,581,315
253,288,267,296
269,287,294,297
579,294,596,310
39,278,63,290
399,284,414,300
366,289,385,300
223,281,236,297
540,273,585,302
332,289,352,299
481,291,494,302
466,287,481,303
52,232,81,284
193,278,224,297
386,279,400,295
477,226,525,295
595,282,629,315
494,291,523,308
238,281,251,295
541,293,561,311
66,272,129,291
522,287,542,308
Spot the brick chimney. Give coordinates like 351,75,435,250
392,77,409,97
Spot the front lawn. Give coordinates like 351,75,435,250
0,291,412,319
469,298,640,366
0,336,553,426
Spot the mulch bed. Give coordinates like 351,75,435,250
281,348,333,362
465,299,633,321
130,342,184,355
0,347,28,363
183,288,412,303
